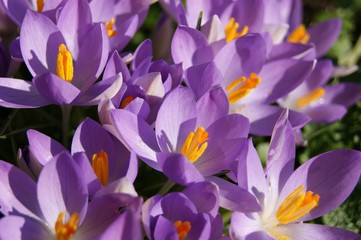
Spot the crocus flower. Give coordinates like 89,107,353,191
173,26,312,135
0,151,142,239
142,182,223,240
0,1,122,108
17,118,137,198
279,59,361,123
229,110,361,239
111,86,248,185
89,0,149,52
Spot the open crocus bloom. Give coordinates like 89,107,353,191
230,110,361,239
0,151,142,239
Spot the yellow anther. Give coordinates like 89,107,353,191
287,24,310,44
174,220,191,240
105,18,117,38
295,87,325,108
224,17,249,43
120,96,135,109
55,211,79,240
92,150,109,186
276,185,319,225
227,73,261,104
56,44,74,82
181,127,208,163
37,0,44,12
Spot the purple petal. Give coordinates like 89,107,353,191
278,223,361,240
303,104,347,123
230,213,272,240
240,104,310,136
111,109,160,170
182,181,219,217
153,215,178,240
155,87,197,153
57,0,92,57
37,151,88,227
323,83,361,107
157,152,205,186
27,129,67,166
196,86,229,129
132,39,153,71
268,43,315,62
20,10,64,76
305,59,333,90
278,149,361,221
99,209,142,240
0,160,41,219
1,0,33,25
73,24,109,90
103,51,131,81
73,74,123,106
0,78,48,108
0,216,53,240
78,193,141,239
185,62,224,100
231,0,264,32
265,109,295,195
309,18,341,58
237,139,268,206
171,26,213,69
33,73,81,105
206,176,261,212
214,34,266,83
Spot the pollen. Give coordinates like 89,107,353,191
37,0,44,12
105,18,117,38
276,185,320,225
174,220,191,240
55,211,79,240
287,24,310,44
226,73,261,104
181,127,208,163
224,18,248,43
92,150,109,186
120,96,135,109
56,44,74,82
295,87,325,108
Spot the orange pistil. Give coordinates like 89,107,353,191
56,44,73,82
55,211,79,240
287,24,310,44
295,87,325,108
92,150,109,186
120,96,135,109
174,220,191,240
226,73,261,104
37,0,44,12
105,18,117,38
224,18,248,43
181,127,208,163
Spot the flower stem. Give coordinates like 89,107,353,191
61,105,72,147
158,180,175,195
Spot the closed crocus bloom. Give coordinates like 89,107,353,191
142,182,223,240
229,110,361,240
0,0,123,108
0,151,142,239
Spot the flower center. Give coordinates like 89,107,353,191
295,87,325,108
120,96,135,109
224,17,248,43
105,18,117,38
173,220,191,240
92,150,109,186
226,73,261,104
55,211,79,240
56,44,74,83
287,24,310,44
276,185,319,225
37,0,44,12
181,127,208,163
